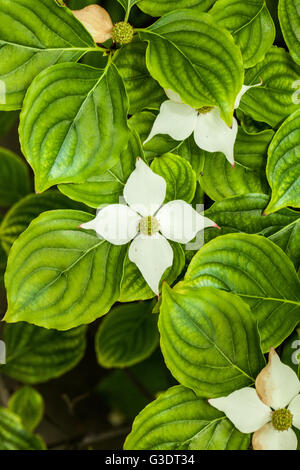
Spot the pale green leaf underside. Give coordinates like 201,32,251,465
265,109,300,214
19,62,129,192
159,285,264,396
124,385,250,450
0,0,95,110
185,233,300,351
4,210,127,330
139,10,244,126
1,321,87,383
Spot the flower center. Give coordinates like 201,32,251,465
139,216,160,236
112,21,134,45
196,106,213,115
272,408,293,431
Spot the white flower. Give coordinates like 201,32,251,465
145,85,260,166
209,347,300,450
0,340,6,365
80,158,217,294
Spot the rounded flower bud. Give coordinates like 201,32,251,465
72,4,113,44
112,21,134,45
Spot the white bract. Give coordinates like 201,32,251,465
209,347,300,450
0,340,6,364
80,158,217,294
145,85,260,166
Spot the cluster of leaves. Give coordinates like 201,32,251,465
0,0,300,450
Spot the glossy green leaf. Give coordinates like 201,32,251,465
151,153,196,203
19,62,129,192
1,321,86,383
0,407,45,450
269,220,300,270
95,300,159,368
138,0,216,16
124,385,251,450
4,210,127,330
199,128,273,201
8,387,44,432
0,190,91,254
265,109,300,214
139,10,244,126
279,0,300,65
176,136,205,178
159,285,264,396
0,0,96,110
239,47,300,127
58,129,140,208
119,242,185,302
114,40,165,114
210,0,275,68
185,233,300,352
0,147,31,207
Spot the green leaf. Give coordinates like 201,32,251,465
0,147,31,207
269,220,300,270
151,153,196,203
0,407,45,450
265,109,300,214
114,40,165,114
199,128,273,201
58,129,140,208
138,0,216,16
119,242,185,302
0,0,96,110
0,190,92,254
19,62,129,192
184,233,300,352
124,385,251,450
95,300,159,368
159,285,264,397
8,387,44,432
176,136,205,178
279,0,300,65
205,193,300,239
210,0,275,68
1,321,86,383
239,47,300,127
139,10,244,126
4,210,127,330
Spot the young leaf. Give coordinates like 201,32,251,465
151,153,197,203
1,322,86,383
265,109,300,214
8,387,44,432
159,285,264,397
0,0,96,110
0,408,45,450
139,10,244,126
4,210,127,330
0,190,91,254
279,0,300,65
239,47,300,126
95,300,159,368
19,62,129,192
210,0,275,68
124,385,251,450
0,147,31,207
137,0,216,16
185,233,300,352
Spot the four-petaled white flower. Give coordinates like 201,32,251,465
80,158,217,294
209,347,300,450
145,85,260,166
0,340,6,365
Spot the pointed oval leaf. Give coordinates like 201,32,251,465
4,210,127,330
185,233,300,352
8,387,44,432
1,321,86,383
265,109,300,214
19,62,129,192
0,0,95,110
139,10,244,126
124,385,250,450
95,300,159,368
